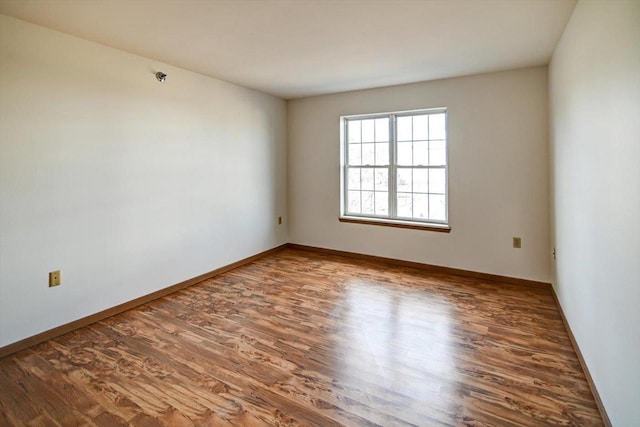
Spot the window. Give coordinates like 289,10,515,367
341,108,448,230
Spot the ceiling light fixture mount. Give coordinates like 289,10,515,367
155,72,167,83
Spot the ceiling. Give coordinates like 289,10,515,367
0,0,576,99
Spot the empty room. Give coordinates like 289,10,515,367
0,0,638,426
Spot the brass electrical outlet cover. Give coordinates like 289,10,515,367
49,270,61,287
513,237,522,249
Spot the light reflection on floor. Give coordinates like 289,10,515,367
333,278,456,414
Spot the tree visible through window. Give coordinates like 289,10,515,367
342,109,448,226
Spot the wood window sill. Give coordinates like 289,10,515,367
339,216,451,233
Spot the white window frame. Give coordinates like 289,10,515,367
340,108,449,231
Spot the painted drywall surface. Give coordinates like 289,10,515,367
0,16,287,347
549,1,640,425
288,67,550,282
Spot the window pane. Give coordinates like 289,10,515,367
429,140,446,166
375,118,389,142
375,143,389,165
413,115,428,140
429,194,446,220
361,168,374,191
429,169,446,194
413,169,428,193
413,194,428,219
362,143,374,165
397,193,412,217
348,191,361,213
362,119,375,142
429,113,446,140
348,120,361,143
375,191,388,215
348,144,361,166
397,169,412,192
348,168,360,190
397,141,412,165
397,116,412,141
374,168,388,191
413,141,428,165
362,191,374,214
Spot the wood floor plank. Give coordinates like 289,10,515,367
0,248,603,425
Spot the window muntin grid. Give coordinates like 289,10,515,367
343,109,448,225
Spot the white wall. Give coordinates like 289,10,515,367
549,1,640,425
0,16,287,347
288,67,550,282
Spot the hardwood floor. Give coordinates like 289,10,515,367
0,248,603,426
